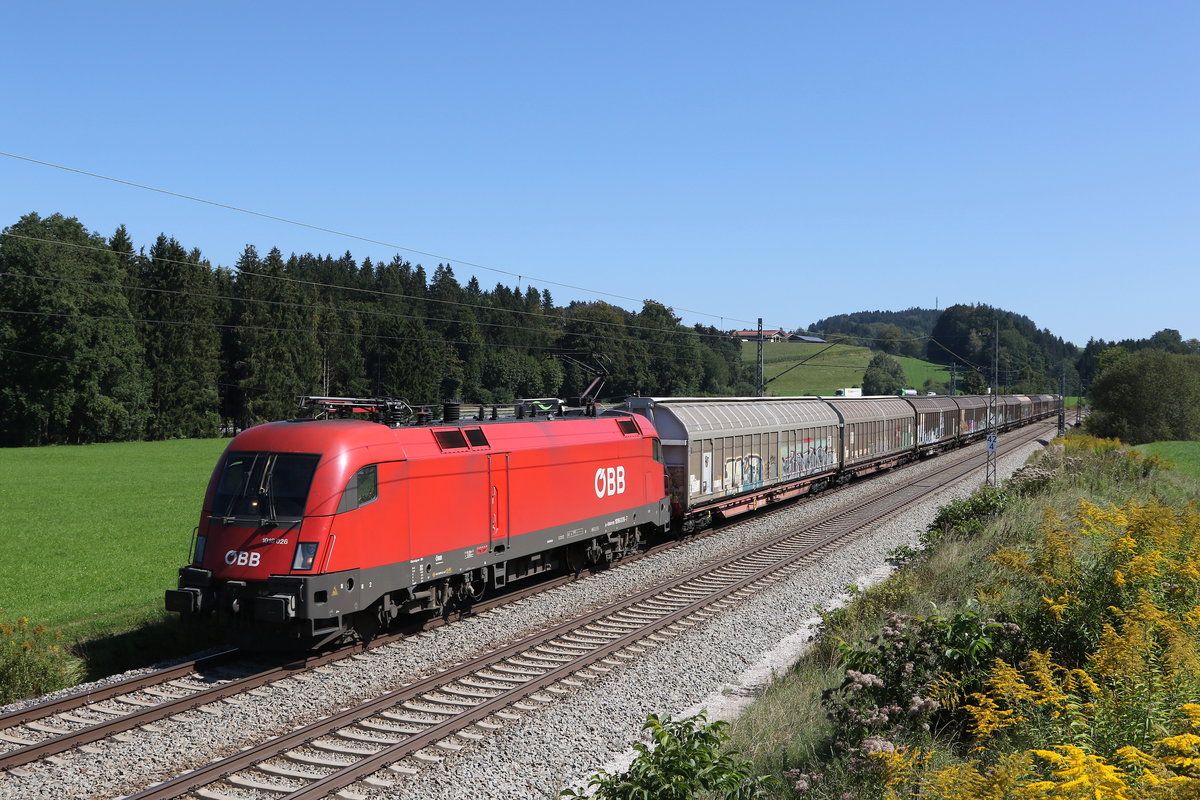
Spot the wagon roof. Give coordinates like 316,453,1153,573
904,396,959,412
626,397,839,437
823,396,914,421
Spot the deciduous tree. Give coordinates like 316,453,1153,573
1086,349,1200,444
862,351,907,396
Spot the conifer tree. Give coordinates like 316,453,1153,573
212,264,240,431
428,264,483,400
365,256,442,403
293,251,368,397
235,246,320,424
137,235,221,438
108,224,140,289
0,213,150,444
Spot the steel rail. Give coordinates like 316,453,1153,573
0,648,239,731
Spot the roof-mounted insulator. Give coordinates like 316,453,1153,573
298,396,416,427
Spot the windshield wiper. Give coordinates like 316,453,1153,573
215,454,261,523
259,455,278,526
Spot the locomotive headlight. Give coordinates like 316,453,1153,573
292,541,318,571
194,535,207,564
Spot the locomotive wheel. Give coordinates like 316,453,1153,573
433,580,454,619
352,606,383,642
565,542,588,574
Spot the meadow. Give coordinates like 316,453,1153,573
0,438,227,641
741,340,950,395
1137,440,1200,481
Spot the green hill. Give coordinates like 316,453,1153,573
741,341,951,396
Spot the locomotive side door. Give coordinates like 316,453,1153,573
487,452,510,550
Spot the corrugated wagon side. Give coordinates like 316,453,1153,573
997,395,1031,428
903,395,960,454
623,397,841,529
952,396,989,442
1031,394,1057,419
823,396,916,477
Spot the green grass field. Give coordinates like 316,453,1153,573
1135,441,1200,482
0,439,228,641
742,341,950,395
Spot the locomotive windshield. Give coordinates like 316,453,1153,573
213,452,320,521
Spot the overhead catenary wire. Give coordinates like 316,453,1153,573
0,344,284,397
0,268,735,359
0,307,591,356
0,269,564,346
1,167,1056,391
2,229,908,349
0,345,89,365
4,153,1069,356
0,151,759,327
2,261,1044,388
0,231,748,349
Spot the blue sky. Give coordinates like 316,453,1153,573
3,2,1196,347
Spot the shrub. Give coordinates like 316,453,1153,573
925,487,1012,545
0,611,85,704
1059,433,1166,492
820,606,1025,760
749,440,1200,798
561,712,775,799
810,573,921,663
861,495,1200,797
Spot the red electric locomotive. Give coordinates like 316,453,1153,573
166,398,671,648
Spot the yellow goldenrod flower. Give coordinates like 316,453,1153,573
1125,550,1166,580
1028,745,1136,800
965,692,1025,739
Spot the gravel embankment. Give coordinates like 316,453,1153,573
0,434,1051,800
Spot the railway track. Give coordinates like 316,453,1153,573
0,490,772,775
0,560,601,772
100,421,1054,800
0,421,1056,793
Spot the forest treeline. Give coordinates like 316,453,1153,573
809,307,943,357
0,213,751,446
4,213,1197,447
920,304,1200,444
811,305,1078,393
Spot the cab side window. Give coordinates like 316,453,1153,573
337,465,379,513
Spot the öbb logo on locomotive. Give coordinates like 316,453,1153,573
165,393,1061,650
594,465,627,498
225,550,261,567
